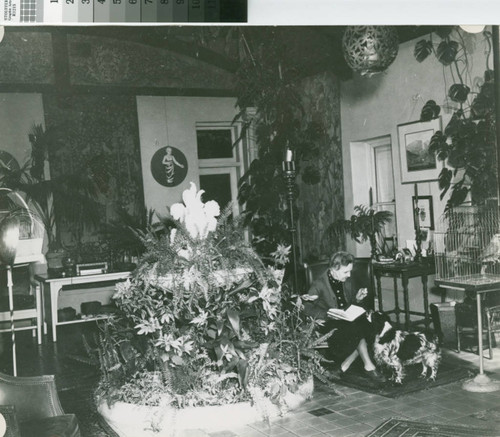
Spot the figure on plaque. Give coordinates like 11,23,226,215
162,146,184,185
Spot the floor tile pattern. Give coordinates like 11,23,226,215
2,325,500,436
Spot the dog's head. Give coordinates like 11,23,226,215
368,311,394,340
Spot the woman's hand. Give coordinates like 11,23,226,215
356,288,368,302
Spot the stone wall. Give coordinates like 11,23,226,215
297,71,344,262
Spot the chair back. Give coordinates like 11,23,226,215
303,260,329,289
304,257,373,294
0,372,65,422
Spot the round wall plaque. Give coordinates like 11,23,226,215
150,146,188,187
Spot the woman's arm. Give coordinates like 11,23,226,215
304,276,335,319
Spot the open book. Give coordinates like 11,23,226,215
327,304,366,322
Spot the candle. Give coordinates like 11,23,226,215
414,183,418,199
282,146,295,172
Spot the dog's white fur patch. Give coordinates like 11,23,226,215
372,313,441,384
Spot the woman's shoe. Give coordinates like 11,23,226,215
364,369,387,383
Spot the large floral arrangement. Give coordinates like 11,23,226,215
94,183,334,417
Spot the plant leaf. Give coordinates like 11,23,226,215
438,168,452,191
447,186,469,208
420,100,441,122
428,131,446,156
436,40,459,66
237,359,249,388
414,40,433,62
448,83,470,103
226,308,241,337
435,26,454,39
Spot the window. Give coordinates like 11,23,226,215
196,122,246,217
370,137,397,254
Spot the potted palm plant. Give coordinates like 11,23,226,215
328,204,393,259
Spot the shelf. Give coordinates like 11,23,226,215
56,314,112,326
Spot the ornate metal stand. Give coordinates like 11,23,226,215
282,159,299,293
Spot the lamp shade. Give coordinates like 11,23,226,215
0,188,38,266
342,26,399,77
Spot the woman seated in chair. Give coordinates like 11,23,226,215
304,251,386,383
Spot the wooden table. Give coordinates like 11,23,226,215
372,259,435,330
35,271,131,342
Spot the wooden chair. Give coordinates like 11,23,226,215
455,295,500,359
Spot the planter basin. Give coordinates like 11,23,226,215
150,268,253,290
98,377,313,437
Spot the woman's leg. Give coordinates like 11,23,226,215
340,338,375,371
340,348,359,372
357,338,376,371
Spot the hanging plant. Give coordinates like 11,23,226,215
413,26,497,209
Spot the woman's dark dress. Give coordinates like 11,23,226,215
304,269,371,362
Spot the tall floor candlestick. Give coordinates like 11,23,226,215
283,150,299,293
413,184,422,262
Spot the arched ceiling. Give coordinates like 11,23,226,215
6,25,438,82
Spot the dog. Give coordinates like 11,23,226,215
368,311,441,384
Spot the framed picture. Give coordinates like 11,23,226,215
412,195,434,230
398,117,442,183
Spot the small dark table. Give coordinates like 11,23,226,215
372,259,435,330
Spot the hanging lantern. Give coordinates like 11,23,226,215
342,26,399,77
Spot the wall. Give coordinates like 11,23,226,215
341,31,490,256
0,29,237,250
297,71,344,262
0,93,45,166
136,96,238,216
43,94,144,247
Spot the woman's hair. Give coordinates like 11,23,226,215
329,251,354,270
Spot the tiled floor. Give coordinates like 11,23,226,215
196,373,500,437
193,349,500,437
2,325,500,437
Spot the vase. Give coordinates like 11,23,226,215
98,376,314,437
45,249,65,276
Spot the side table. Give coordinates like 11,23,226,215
35,271,131,342
372,259,435,330
435,275,500,392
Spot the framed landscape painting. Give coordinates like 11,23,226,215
398,117,442,183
